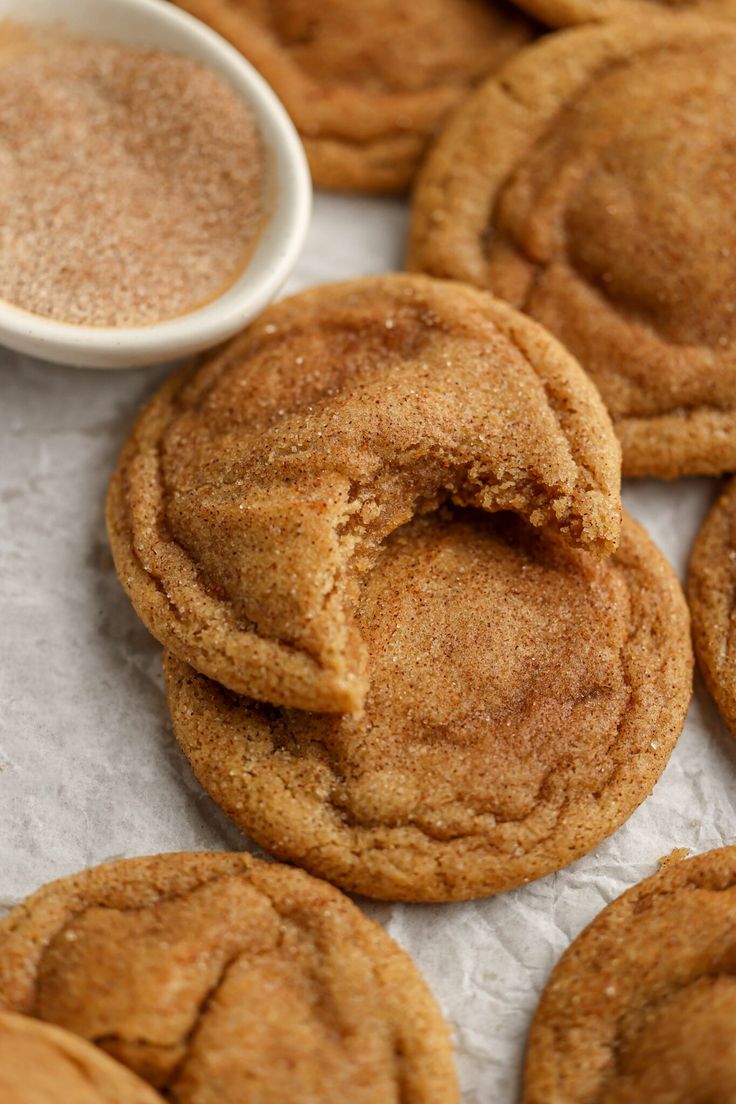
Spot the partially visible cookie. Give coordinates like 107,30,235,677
0,1011,163,1104
165,508,692,902
0,852,457,1104
107,274,621,715
169,0,535,192
511,0,736,26
409,18,736,478
524,844,736,1103
688,477,736,736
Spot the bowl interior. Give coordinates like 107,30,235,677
0,0,311,367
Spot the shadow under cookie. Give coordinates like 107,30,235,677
165,507,693,902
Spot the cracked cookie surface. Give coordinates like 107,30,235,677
107,274,620,715
168,0,535,192
409,18,736,477
0,1011,163,1104
164,507,692,902
523,844,736,1103
0,852,457,1104
688,477,736,737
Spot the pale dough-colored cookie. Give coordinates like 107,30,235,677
107,274,621,715
688,477,736,736
0,1012,163,1104
524,844,736,1103
169,0,535,192
165,508,692,902
0,852,457,1104
511,0,736,27
409,18,736,478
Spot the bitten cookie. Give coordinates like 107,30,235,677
0,852,457,1104
511,0,736,26
524,844,736,1103
409,18,736,478
169,0,535,192
107,274,620,715
688,477,736,736
0,1012,163,1104
165,508,692,902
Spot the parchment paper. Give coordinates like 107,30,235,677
1,192,733,1103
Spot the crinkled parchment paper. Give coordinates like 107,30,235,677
1,194,733,1103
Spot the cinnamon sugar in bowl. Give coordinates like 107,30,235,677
0,0,311,368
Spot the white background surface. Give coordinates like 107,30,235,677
1,192,733,1103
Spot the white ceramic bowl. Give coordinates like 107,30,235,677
0,0,312,368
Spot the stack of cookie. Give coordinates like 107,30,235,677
104,272,691,905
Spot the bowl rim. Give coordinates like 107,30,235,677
0,0,312,367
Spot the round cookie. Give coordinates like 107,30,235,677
107,274,621,715
0,1012,163,1104
0,852,457,1104
523,844,736,1103
169,0,536,193
511,0,736,27
409,18,736,478
688,477,736,736
164,508,692,903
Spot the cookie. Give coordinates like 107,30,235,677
688,477,736,736
523,844,736,1103
0,1011,163,1104
169,0,535,193
409,18,736,478
0,852,457,1103
107,274,621,715
511,0,736,26
164,508,692,902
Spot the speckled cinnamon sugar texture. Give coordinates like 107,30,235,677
168,0,536,192
523,844,736,1103
0,853,457,1104
0,1012,164,1104
511,0,736,26
688,478,736,738
0,28,265,326
409,18,736,478
164,508,692,902
107,274,621,714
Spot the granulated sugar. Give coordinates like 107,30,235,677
0,28,266,327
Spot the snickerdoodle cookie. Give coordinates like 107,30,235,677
512,0,736,27
523,844,736,1103
688,478,736,737
168,0,535,192
409,18,736,478
164,508,692,902
0,852,457,1104
0,1012,163,1104
107,275,621,715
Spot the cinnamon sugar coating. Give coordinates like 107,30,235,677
164,508,692,902
688,477,736,737
0,1012,163,1104
169,0,535,192
0,853,457,1104
409,18,736,477
107,275,620,714
524,845,736,1103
